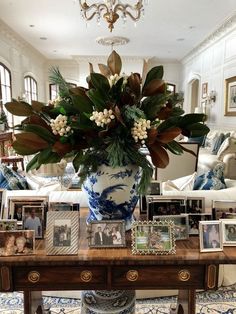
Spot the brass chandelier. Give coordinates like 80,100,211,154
79,0,145,32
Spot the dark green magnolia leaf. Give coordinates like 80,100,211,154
59,99,78,114
23,124,55,144
107,50,122,75
90,73,110,93
165,141,183,155
171,107,185,116
87,89,107,111
26,154,40,171
143,66,164,89
157,116,182,132
73,151,83,172
141,94,167,119
71,94,93,114
14,132,49,153
142,79,165,96
37,147,61,165
98,64,112,77
185,123,210,137
31,101,45,112
5,101,33,116
179,113,206,126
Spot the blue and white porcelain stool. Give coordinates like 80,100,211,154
81,290,136,314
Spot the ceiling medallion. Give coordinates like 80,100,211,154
78,1,146,32
96,36,130,47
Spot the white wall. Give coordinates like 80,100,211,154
181,26,236,129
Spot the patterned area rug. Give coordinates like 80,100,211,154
1,285,236,314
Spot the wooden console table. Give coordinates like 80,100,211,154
0,209,234,314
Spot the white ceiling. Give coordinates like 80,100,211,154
0,0,236,60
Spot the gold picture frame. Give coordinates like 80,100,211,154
46,211,79,255
225,76,236,116
131,220,176,255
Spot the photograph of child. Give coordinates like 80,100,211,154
0,231,35,256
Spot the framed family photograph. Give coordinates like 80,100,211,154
139,180,162,214
88,220,126,248
22,206,44,239
0,230,35,256
189,213,212,235
199,221,223,252
146,196,186,220
131,221,176,255
186,197,205,214
202,82,208,98
153,214,189,240
5,196,48,221
221,219,236,246
46,211,79,255
225,76,236,116
0,219,17,231
212,200,236,220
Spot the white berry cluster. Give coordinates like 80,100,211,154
90,109,115,127
49,96,62,107
108,73,121,87
50,114,72,136
131,118,151,144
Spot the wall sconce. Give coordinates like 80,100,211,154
207,90,217,103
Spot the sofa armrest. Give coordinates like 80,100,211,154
222,153,236,179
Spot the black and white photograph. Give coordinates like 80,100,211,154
147,196,186,220
189,213,212,235
186,197,205,214
88,220,126,248
46,211,79,255
221,219,236,246
0,230,35,256
153,214,189,240
22,205,44,239
199,221,223,252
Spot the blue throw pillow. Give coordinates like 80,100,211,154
0,164,28,190
211,133,225,155
194,163,226,190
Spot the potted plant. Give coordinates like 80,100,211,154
5,50,209,228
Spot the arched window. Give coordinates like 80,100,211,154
49,83,77,101
24,76,38,103
0,63,12,104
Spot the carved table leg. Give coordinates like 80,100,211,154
176,290,196,314
24,291,44,314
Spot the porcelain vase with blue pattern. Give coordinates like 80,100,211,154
83,163,141,230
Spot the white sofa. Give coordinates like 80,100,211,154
197,129,236,179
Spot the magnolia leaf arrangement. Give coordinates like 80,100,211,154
5,50,209,194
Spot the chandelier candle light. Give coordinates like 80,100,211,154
79,0,146,31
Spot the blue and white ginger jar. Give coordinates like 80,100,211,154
83,163,141,230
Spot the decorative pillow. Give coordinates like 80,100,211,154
163,172,197,191
0,164,28,190
211,133,226,155
217,137,236,160
193,163,226,190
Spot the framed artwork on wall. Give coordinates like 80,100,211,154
225,76,236,116
202,82,208,99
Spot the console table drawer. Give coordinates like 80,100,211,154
13,266,107,290
112,266,205,289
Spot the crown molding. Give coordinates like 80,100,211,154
72,55,148,63
182,12,236,64
0,19,46,61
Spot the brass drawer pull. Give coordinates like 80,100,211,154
80,270,93,282
126,270,139,282
178,269,191,282
28,271,40,283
